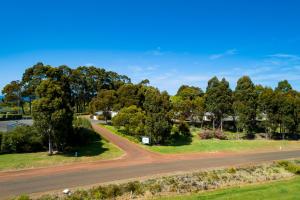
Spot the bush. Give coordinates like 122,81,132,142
124,181,145,196
199,129,227,140
278,161,300,175
199,130,214,139
172,122,191,138
178,122,191,137
1,126,44,154
105,184,122,199
215,129,227,140
149,183,162,194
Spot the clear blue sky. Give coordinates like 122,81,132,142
1,0,300,94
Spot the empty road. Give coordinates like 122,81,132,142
0,122,299,199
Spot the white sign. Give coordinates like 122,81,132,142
142,136,150,144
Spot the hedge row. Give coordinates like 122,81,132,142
0,126,44,154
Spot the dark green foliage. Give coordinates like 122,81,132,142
89,89,117,122
145,112,172,144
173,85,205,124
176,85,203,100
143,88,172,144
112,105,145,136
257,81,300,138
0,126,44,154
21,64,130,114
32,67,74,153
0,114,22,121
275,80,292,93
1,80,26,114
114,84,141,109
205,77,233,131
233,76,257,136
172,122,191,138
69,118,100,147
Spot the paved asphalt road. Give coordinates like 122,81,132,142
1,150,300,199
0,120,300,199
0,119,33,132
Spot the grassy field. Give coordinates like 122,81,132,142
155,176,300,200
0,139,123,171
103,125,300,154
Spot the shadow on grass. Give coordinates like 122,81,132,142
165,134,193,146
63,128,109,157
66,140,109,157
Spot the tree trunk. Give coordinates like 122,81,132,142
212,118,215,131
21,104,25,115
48,133,53,155
105,114,108,124
29,99,32,115
220,118,223,132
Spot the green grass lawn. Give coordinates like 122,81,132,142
155,176,300,200
103,125,300,154
0,139,123,171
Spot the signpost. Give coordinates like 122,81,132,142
141,136,150,145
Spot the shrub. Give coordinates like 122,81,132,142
199,130,227,140
199,130,214,139
149,183,162,195
124,181,145,196
178,122,191,137
90,186,109,199
105,184,122,199
278,161,300,175
214,129,227,140
1,126,44,154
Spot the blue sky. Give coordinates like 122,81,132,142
1,0,300,94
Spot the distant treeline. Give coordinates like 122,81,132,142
1,62,131,114
2,63,300,148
